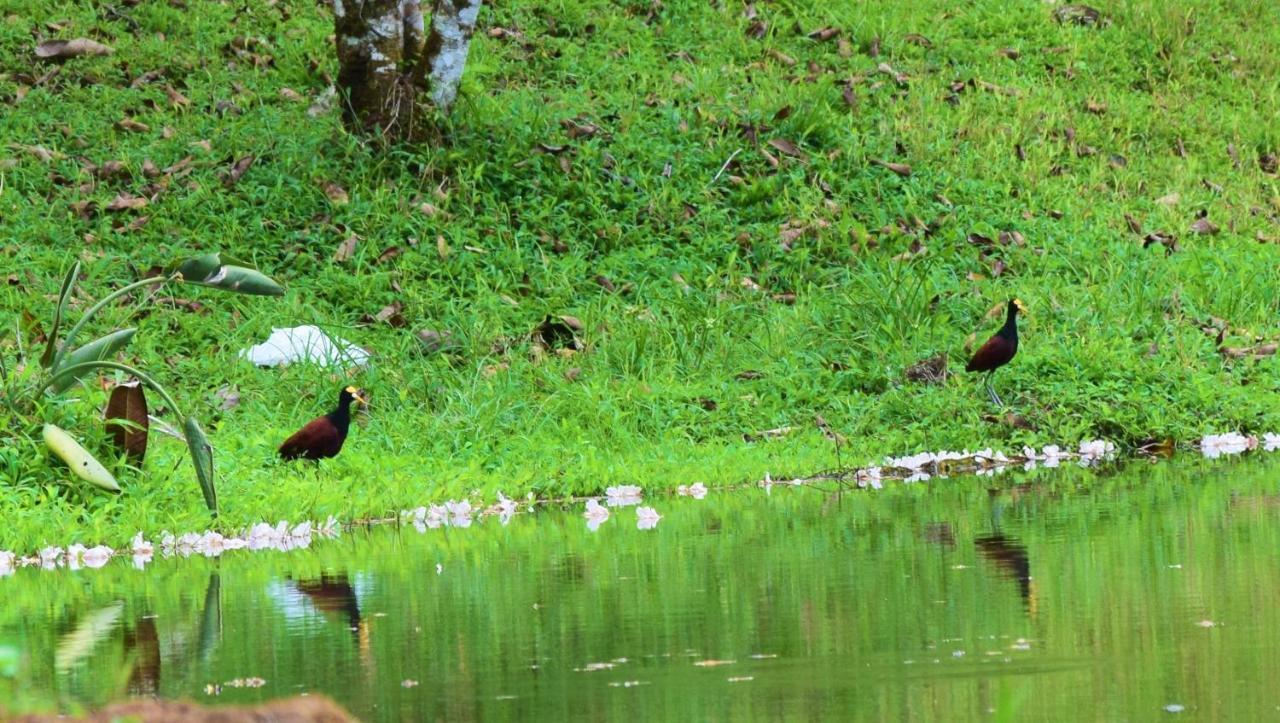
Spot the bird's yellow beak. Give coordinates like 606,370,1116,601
1014,298,1028,315
345,385,369,406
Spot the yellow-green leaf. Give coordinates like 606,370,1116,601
43,423,121,492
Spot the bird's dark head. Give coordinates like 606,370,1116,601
339,385,369,408
1009,298,1027,318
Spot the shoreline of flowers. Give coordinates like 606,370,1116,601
0,433,1269,579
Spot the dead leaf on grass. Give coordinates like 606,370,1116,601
35,38,114,59
870,158,911,177
904,352,948,385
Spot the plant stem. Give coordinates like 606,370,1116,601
51,274,177,373
42,361,185,419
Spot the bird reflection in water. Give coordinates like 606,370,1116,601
974,532,1037,616
274,573,374,672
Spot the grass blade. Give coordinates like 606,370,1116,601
40,261,81,368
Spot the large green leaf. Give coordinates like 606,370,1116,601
184,415,217,515
40,261,81,369
48,328,135,393
175,253,283,296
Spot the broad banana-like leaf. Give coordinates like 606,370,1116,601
184,416,217,515
54,602,124,673
43,423,121,492
48,328,136,393
175,253,283,296
40,261,81,369
105,381,148,463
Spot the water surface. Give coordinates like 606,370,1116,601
2,458,1279,720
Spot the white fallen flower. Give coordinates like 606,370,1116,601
66,543,87,571
677,482,708,499
1264,433,1280,452
198,532,227,557
1199,432,1250,459
319,515,341,538
636,506,661,530
857,467,883,490
130,532,154,557
1078,439,1116,463
40,546,64,570
0,550,15,577
888,452,936,471
496,492,518,525
445,499,473,527
606,485,642,507
290,521,312,540
584,499,610,531
177,532,202,556
82,545,112,569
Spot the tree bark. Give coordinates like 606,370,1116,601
332,0,482,140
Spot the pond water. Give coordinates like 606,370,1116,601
2,457,1279,721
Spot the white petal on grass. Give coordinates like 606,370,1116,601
1263,433,1280,452
584,499,610,531
0,550,15,577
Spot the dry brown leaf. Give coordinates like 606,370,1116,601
808,27,840,42
222,154,255,187
870,158,911,177
116,118,150,133
106,193,148,211
416,329,455,354
1155,192,1180,207
904,352,949,385
104,381,148,463
1189,217,1219,235
333,234,358,263
164,84,191,108
36,38,114,59
767,138,805,158
375,246,402,264
278,87,304,103
1053,4,1104,26
322,181,349,205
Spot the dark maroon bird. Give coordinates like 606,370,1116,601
965,298,1026,406
278,386,368,461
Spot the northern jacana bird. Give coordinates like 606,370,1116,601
965,298,1026,406
278,386,368,461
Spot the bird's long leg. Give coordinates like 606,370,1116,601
985,371,1003,407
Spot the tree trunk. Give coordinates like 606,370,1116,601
332,0,482,141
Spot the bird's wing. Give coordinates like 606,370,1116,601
278,417,327,458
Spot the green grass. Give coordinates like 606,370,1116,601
1,0,1279,549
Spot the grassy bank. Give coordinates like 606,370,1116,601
2,0,1279,549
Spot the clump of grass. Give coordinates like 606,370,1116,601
2,0,1280,548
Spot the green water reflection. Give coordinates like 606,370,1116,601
2,458,1279,720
